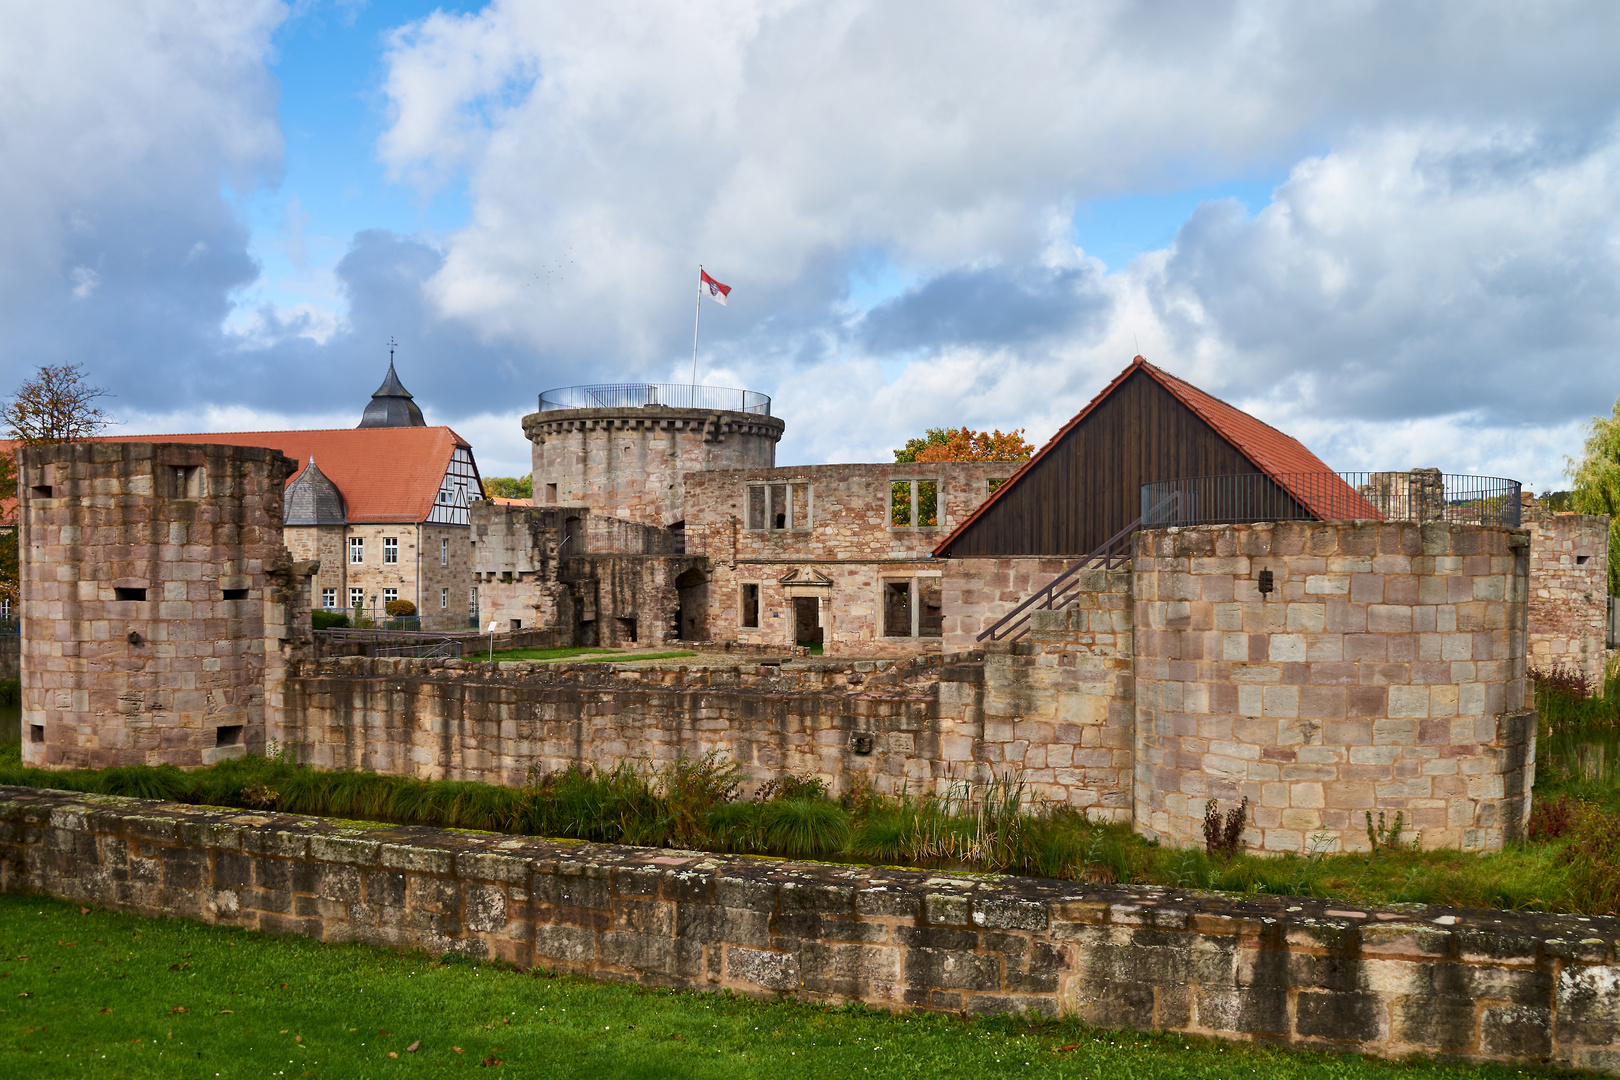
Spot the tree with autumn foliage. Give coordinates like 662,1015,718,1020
893,426,1035,463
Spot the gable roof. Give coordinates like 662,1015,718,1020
92,427,474,524
933,356,1364,556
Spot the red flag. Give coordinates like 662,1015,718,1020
700,269,731,306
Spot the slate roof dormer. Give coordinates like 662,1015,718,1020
283,456,347,526
358,359,427,428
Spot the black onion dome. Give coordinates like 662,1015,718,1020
358,360,426,428
284,457,347,525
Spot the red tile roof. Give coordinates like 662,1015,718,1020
88,427,474,523
933,356,1372,556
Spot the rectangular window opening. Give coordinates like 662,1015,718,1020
469,587,478,614
917,480,938,527
29,724,44,744
441,588,449,609
746,485,766,531
919,577,943,637
617,616,637,643
321,588,336,609
383,537,398,564
350,587,365,609
114,587,147,602
169,465,205,499
889,480,938,528
441,537,449,566
740,583,760,628
383,588,398,605
546,482,558,503
31,485,51,498
222,588,249,601
215,725,243,748
349,537,364,564
769,484,789,530
790,484,810,529
883,580,913,637
890,482,912,527
988,478,1007,494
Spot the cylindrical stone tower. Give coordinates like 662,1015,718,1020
18,441,297,768
522,383,784,526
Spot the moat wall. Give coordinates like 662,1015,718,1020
4,787,1620,1073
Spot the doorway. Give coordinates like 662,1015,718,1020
793,596,823,652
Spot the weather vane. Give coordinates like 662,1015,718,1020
387,336,398,364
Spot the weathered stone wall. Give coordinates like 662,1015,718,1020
5,786,1620,1073
683,463,1004,656
941,557,1072,651
1133,522,1533,854
1523,509,1609,688
17,442,299,769
523,406,784,528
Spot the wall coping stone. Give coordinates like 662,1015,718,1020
4,785,1620,1071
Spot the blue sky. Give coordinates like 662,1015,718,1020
4,1,1619,484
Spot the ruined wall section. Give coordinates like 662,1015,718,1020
1133,521,1534,854
523,406,783,528
18,441,296,768
941,557,1073,651
1522,507,1609,688
684,463,1005,655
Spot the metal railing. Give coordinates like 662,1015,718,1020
316,628,466,659
538,383,772,415
977,517,1140,643
316,609,479,633
1141,470,1522,529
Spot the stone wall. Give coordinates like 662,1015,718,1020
941,557,1072,651
683,462,1004,656
1523,509,1609,688
17,442,300,769
5,786,1620,1074
1133,522,1534,854
523,406,784,528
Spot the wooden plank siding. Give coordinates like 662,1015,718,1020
935,368,1305,557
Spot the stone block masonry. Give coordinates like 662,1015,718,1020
1523,508,1609,688
1133,521,1534,854
4,787,1620,1073
17,442,300,769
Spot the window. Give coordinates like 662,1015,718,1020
215,725,243,747
349,537,364,564
383,588,398,605
441,588,449,609
988,478,1007,494
469,586,478,614
383,537,398,564
890,480,939,528
350,587,364,609
740,583,760,628
322,588,336,609
441,537,448,566
546,483,558,502
883,576,944,638
222,588,249,601
745,482,810,530
114,587,147,602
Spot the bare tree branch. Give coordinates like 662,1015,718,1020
1,363,112,444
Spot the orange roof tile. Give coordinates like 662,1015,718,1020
88,427,474,523
933,357,1371,556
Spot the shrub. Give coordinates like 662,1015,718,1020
754,773,828,803
1531,664,1619,732
1566,804,1620,914
1528,795,1579,841
312,610,349,631
1203,798,1247,859
385,599,417,617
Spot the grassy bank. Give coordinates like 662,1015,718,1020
0,892,1583,1080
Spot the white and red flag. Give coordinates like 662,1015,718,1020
700,268,731,306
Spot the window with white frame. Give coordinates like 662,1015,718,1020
881,575,943,638
349,537,364,564
440,537,448,565
744,481,810,531
889,479,939,528
441,588,449,609
469,586,478,614
349,587,364,609
383,588,398,605
321,588,336,609
383,537,398,564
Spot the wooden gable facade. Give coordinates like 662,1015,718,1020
933,358,1331,558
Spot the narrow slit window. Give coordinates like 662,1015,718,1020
114,587,147,602
441,588,449,609
890,481,911,527
919,577,943,637
441,537,449,565
916,480,938,527
546,482,558,503
740,583,760,628
746,485,766,531
222,588,249,601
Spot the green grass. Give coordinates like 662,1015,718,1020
0,892,1585,1080
487,647,698,663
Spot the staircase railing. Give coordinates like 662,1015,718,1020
975,517,1140,643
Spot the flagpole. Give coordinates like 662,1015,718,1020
691,264,703,387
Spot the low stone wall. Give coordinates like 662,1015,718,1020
3,786,1619,1072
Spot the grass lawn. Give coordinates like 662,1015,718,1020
487,647,698,664
0,893,1579,1080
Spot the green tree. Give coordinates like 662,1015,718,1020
482,475,533,500
1567,397,1620,594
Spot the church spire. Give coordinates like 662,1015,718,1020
358,340,426,428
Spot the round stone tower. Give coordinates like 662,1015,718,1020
522,383,784,526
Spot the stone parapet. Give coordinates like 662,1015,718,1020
3,786,1619,1073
